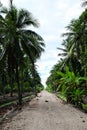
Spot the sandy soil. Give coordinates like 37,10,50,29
1,90,87,130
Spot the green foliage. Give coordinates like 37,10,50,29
13,83,18,92
58,66,87,88
82,104,87,112
58,92,67,102
57,66,87,105
46,85,53,92
36,84,44,93
71,89,85,105
4,84,10,93
46,1,87,110
23,82,30,92
0,0,45,104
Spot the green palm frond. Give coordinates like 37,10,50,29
82,1,87,7
0,7,9,14
16,9,39,28
57,47,66,52
24,30,44,41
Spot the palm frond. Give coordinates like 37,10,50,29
16,9,39,28
62,32,74,37
0,7,9,14
82,1,87,7
58,53,67,56
57,47,67,52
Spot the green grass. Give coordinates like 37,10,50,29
0,100,17,108
0,95,35,108
57,93,67,102
82,103,87,112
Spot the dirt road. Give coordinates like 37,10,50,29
1,90,87,130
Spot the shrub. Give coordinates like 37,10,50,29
4,84,10,93
13,83,18,92
23,82,33,92
46,85,52,92
57,66,87,105
36,84,44,93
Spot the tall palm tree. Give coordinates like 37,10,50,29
60,18,87,73
0,0,45,104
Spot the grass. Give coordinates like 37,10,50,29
82,103,87,112
57,93,67,102
0,94,35,108
0,100,17,108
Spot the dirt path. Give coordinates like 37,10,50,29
1,90,87,130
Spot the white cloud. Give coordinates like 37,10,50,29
0,0,84,87
63,2,84,24
37,49,63,87
43,35,59,43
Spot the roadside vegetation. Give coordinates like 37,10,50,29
0,0,45,107
46,1,87,112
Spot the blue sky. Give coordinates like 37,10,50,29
1,0,84,87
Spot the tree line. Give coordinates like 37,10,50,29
46,0,87,110
0,0,45,105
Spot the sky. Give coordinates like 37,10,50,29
1,0,84,87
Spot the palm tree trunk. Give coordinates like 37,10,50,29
10,68,14,97
32,62,37,96
21,69,24,94
10,77,13,97
16,63,22,105
28,55,37,95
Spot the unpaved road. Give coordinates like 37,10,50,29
1,90,87,130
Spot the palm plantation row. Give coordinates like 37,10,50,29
0,0,45,105
46,1,87,110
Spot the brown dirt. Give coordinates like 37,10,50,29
1,90,87,130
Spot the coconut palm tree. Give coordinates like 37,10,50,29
59,18,87,74
0,0,45,104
